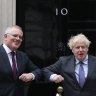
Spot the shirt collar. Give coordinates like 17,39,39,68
3,44,12,54
75,55,88,65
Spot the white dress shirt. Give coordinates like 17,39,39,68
3,44,17,68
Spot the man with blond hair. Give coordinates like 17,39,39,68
43,33,96,96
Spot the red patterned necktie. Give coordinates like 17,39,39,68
11,51,17,79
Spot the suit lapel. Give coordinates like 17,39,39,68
15,51,22,76
0,45,11,68
66,56,75,74
0,45,14,77
66,56,82,87
86,55,95,81
66,56,79,83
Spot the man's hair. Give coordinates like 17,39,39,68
67,33,91,50
4,25,23,34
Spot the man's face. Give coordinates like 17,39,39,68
72,42,88,61
4,28,23,51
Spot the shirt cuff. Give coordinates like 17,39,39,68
31,73,35,80
50,74,57,81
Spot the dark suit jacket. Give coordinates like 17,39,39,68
43,55,96,96
0,44,41,96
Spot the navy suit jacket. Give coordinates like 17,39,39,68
0,44,41,96
43,55,96,96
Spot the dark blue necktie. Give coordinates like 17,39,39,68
79,62,85,87
11,51,17,79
